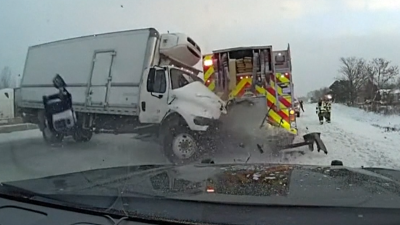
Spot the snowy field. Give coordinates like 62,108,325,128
292,103,400,168
0,103,399,182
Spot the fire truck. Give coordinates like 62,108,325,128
202,45,297,136
272,45,298,119
200,44,328,155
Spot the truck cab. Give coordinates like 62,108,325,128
141,65,225,131
138,32,226,130
136,32,227,164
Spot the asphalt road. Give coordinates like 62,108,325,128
0,100,311,183
0,130,170,182
0,127,307,183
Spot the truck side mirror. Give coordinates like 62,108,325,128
53,74,66,89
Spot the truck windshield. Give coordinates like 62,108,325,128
170,68,201,89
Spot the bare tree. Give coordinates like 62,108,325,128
337,57,368,104
366,58,399,89
396,77,400,88
0,66,12,89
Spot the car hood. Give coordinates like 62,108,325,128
4,163,400,208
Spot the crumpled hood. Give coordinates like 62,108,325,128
5,163,400,208
173,81,224,103
170,82,227,118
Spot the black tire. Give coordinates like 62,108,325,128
162,124,201,165
73,129,93,142
40,111,64,144
42,127,64,144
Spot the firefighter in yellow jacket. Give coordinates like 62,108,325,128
316,95,332,124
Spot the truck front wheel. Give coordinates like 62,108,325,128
163,125,201,165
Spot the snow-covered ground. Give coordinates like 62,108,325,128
291,103,400,168
335,104,400,129
0,103,399,182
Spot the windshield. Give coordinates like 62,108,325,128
170,68,202,89
2,0,400,223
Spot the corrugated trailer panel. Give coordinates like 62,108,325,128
20,28,154,114
0,88,14,119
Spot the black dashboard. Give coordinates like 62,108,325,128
1,194,400,225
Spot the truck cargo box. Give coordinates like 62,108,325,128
19,28,158,115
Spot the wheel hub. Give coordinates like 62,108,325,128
172,133,197,159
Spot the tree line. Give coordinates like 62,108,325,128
307,57,399,105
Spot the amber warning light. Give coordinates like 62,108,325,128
289,109,296,122
204,59,213,67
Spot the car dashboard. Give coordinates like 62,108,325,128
1,194,400,225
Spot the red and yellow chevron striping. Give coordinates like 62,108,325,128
228,77,266,99
276,72,291,83
266,73,297,134
202,53,295,134
272,72,293,109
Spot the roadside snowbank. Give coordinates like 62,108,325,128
335,104,400,129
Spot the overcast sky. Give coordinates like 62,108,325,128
1,0,400,96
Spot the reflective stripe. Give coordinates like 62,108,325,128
325,102,332,112
275,73,292,109
316,102,331,113
229,78,266,99
203,54,215,92
276,72,290,83
270,78,292,109
229,78,250,99
266,73,297,135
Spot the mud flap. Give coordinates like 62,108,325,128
281,132,328,154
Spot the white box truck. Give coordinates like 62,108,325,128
16,28,227,164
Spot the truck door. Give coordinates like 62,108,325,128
86,51,115,106
139,67,170,123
